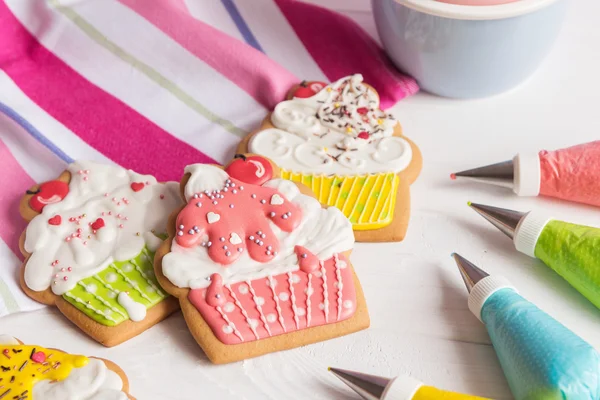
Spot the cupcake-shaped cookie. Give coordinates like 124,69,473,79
155,155,369,363
19,161,181,346
239,74,422,242
0,335,133,399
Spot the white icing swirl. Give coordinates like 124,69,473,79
24,161,182,295
162,167,354,289
251,74,412,176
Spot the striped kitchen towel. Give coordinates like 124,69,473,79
0,0,418,316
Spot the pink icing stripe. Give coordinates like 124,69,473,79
119,0,298,109
0,2,216,182
274,0,419,109
188,253,356,344
539,141,600,207
0,140,35,259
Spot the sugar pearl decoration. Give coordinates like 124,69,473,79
260,199,266,204
220,237,225,242
251,194,256,198
270,212,276,217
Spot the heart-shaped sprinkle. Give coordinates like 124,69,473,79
91,218,105,230
130,182,145,192
229,233,242,245
31,351,46,363
206,212,220,224
357,131,369,140
356,107,369,115
270,194,284,205
48,215,62,226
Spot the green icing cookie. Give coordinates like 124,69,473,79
63,247,167,326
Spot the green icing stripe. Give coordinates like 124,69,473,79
0,278,20,314
535,220,600,310
63,248,167,326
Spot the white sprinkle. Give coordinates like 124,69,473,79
193,194,199,199
229,204,234,208
261,233,266,238
251,194,257,198
226,251,231,256
179,225,184,229
238,248,243,252
267,245,272,251
220,237,225,242
232,189,237,194
188,229,195,234
270,212,276,217
260,199,266,204
177,231,183,236
196,202,202,207
249,235,255,240
239,186,244,190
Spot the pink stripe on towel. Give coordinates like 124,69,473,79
0,140,34,259
275,0,419,109
0,1,216,181
120,0,299,109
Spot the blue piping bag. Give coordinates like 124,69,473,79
452,253,600,400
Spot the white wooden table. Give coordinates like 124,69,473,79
3,1,600,399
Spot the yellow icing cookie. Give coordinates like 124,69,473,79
0,345,88,399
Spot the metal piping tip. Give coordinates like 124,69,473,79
451,160,515,190
451,253,489,293
468,202,527,240
329,367,391,400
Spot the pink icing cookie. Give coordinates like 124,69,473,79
154,155,370,363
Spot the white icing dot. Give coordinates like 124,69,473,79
147,286,156,293
266,313,277,323
297,307,306,316
104,309,112,316
105,273,118,283
107,291,117,299
338,261,348,269
222,325,234,334
314,271,323,278
86,284,97,294
279,292,289,301
223,302,235,313
335,282,344,289
291,274,301,284
304,287,314,296
248,319,259,328
122,263,134,273
238,284,249,294
318,303,326,310
267,278,277,288
255,297,265,306
343,300,353,309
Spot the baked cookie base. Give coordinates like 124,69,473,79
18,171,180,347
154,166,370,364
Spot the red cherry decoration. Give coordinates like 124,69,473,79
292,80,327,99
130,182,145,192
225,155,273,186
356,107,369,115
357,131,370,140
28,180,69,213
31,351,47,363
48,215,62,226
91,218,105,230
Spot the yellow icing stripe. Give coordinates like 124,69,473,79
280,170,399,230
0,345,88,398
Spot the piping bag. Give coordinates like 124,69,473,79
451,141,600,207
469,202,600,310
452,253,600,400
328,367,489,399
